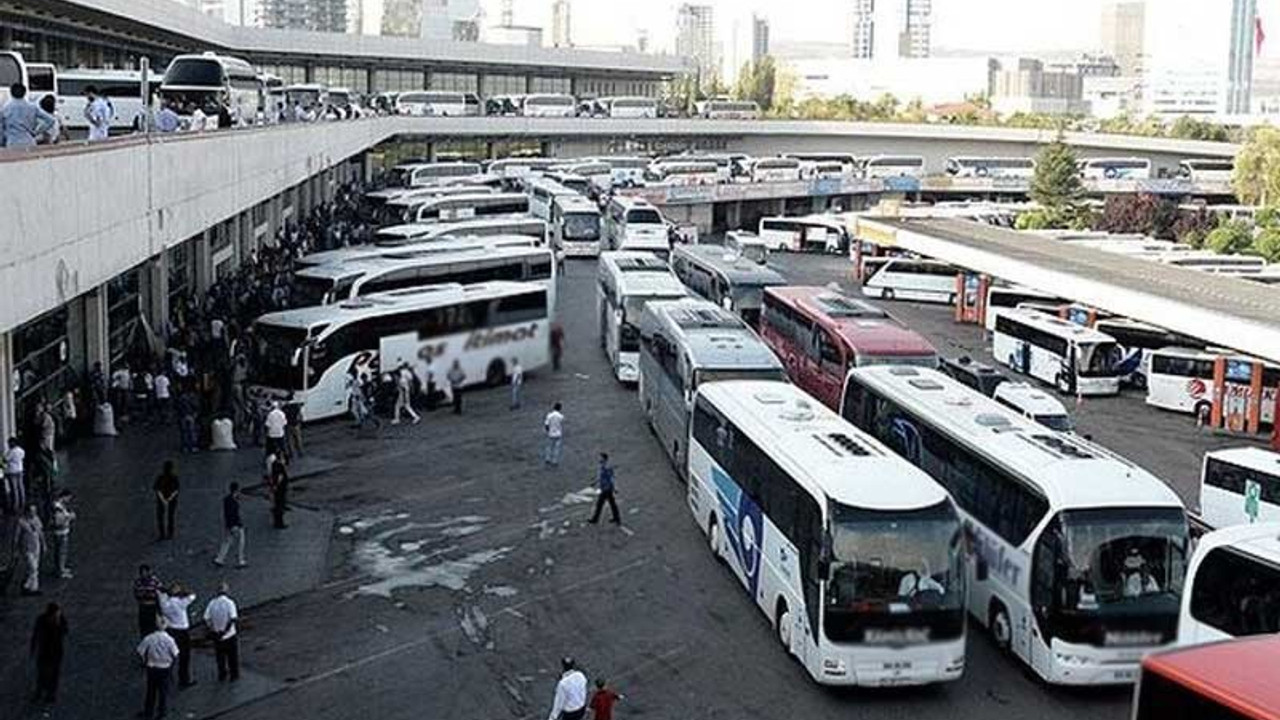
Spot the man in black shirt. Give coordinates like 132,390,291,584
30,603,67,703
153,461,180,540
213,483,246,568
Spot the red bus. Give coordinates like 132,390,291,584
759,286,939,409
1133,636,1280,720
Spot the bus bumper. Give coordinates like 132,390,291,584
1044,638,1166,685
820,641,965,687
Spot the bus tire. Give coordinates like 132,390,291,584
707,515,723,560
775,600,793,655
1194,400,1212,420
485,358,507,387
948,293,957,306
1132,373,1148,391
1055,373,1072,394
989,601,1012,654
883,288,896,301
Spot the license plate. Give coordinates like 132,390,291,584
1113,669,1136,682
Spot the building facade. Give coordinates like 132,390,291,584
552,0,571,48
1100,0,1144,77
851,0,931,60
420,0,481,42
261,0,347,32
752,14,769,62
676,3,717,84
990,58,1087,116
1144,0,1256,116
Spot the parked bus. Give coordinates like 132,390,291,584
26,62,55,104
520,93,577,118
485,157,558,184
669,244,786,326
984,284,1063,332
1134,635,1280,720
250,282,550,421
992,308,1123,395
396,91,467,116
861,258,958,304
762,287,938,409
724,231,771,265
549,162,612,192
591,156,650,187
525,177,579,220
643,160,719,186
603,197,669,254
388,192,529,227
56,69,160,133
697,99,760,119
602,96,658,118
688,380,967,686
785,152,860,176
944,157,1035,179
1200,448,1280,530
299,233,539,268
1157,252,1268,276
1178,159,1235,183
0,51,27,108
799,160,848,180
1145,348,1279,424
842,365,1190,685
1079,157,1152,180
539,171,591,196
160,52,261,125
284,83,326,112
293,245,555,308
637,298,786,471
365,184,498,225
862,155,926,179
757,215,851,254
261,73,284,120
1178,523,1280,648
1093,319,1204,389
748,157,803,183
387,161,483,188
597,252,688,382
550,194,602,258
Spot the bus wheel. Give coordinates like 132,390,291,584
776,601,793,654
989,602,1012,654
1194,400,1212,420
1055,373,1072,394
1132,373,1148,391
485,359,507,387
883,288,896,301
708,516,723,561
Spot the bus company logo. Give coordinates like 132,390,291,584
890,418,922,465
348,351,381,381
711,466,764,595
416,342,447,362
1186,379,1207,398
464,323,539,351
968,522,1023,587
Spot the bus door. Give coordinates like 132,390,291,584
806,326,845,409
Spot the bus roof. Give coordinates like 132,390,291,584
302,234,537,266
1194,522,1280,567
553,195,600,213
256,281,544,332
848,366,1184,512
768,286,936,357
1205,447,1280,474
645,299,784,371
698,381,951,511
296,244,548,281
1142,635,1280,719
600,251,670,272
618,271,688,297
385,191,523,211
995,308,1118,344
673,244,786,286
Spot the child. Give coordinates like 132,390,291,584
589,678,622,720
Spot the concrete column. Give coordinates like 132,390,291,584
476,72,486,98
305,63,316,83
83,286,110,373
0,332,14,442
569,76,579,98
525,75,534,94
366,68,376,94
34,35,49,63
726,201,742,230
0,26,13,50
143,254,169,347
193,232,212,295
424,69,433,90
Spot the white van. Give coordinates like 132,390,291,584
992,381,1075,432
57,69,160,133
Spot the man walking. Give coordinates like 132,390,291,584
134,564,162,635
510,358,524,410
0,83,56,148
447,360,467,415
546,657,588,720
30,603,67,704
391,362,421,425
269,455,289,530
158,582,197,689
214,483,247,568
4,436,25,514
543,403,565,467
285,396,304,458
550,323,565,372
588,453,620,525
84,85,113,141
137,620,180,720
264,402,287,459
50,491,76,578
154,461,179,541
204,583,240,682
14,505,43,596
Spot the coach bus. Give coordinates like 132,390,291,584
785,152,860,176
57,68,160,133
842,365,1190,685
861,155,926,179
643,160,720,186
1199,448,1280,530
1178,523,1280,648
983,285,1063,332
597,252,688,382
298,234,539,269
669,244,786,327
160,52,261,126
1134,635,1280,720
550,194,602,258
757,215,852,254
1157,252,1268,276
748,157,803,183
944,157,1036,179
519,93,577,117
688,380,967,686
250,282,550,421
861,258,958,304
1178,159,1235,184
992,308,1122,396
381,192,529,227
697,99,760,119
760,287,938,409
601,96,659,118
1092,319,1204,389
1079,157,1152,180
603,197,669,254
525,177,578,220
637,299,785,472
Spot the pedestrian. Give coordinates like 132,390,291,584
423,355,439,411
285,395,304,458
264,401,287,459
213,482,247,568
154,100,181,133
546,657,588,720
204,582,240,682
588,453,620,525
0,83,55,148
157,582,197,689
177,387,199,453
391,362,421,425
50,491,75,578
84,85,113,141
111,364,132,420
4,436,25,514
154,370,172,423
269,454,289,530
447,360,466,415
544,402,565,467
30,603,68,704
588,678,623,720
510,357,524,410
134,564,162,636
37,94,64,144
550,323,565,372
154,460,179,540
137,619,179,720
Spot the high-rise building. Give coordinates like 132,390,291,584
676,4,717,83
261,0,347,32
381,0,421,37
1144,0,1256,116
552,0,571,48
752,14,770,62
851,0,931,60
420,0,481,41
1100,1,1144,77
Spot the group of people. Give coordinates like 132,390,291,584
1,81,116,148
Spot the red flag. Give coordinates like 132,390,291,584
1257,15,1266,55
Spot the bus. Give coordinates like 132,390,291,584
992,308,1123,396
1157,252,1268,276
299,234,539,268
250,282,550,421
603,197,668,254
261,73,284,120
520,93,577,118
669,244,786,326
861,258,958,304
602,96,658,119
549,163,612,193
1178,159,1235,183
1093,319,1204,388
785,152,859,176
862,156,926,179
539,171,591,196
387,161,483,188
799,160,848,181
944,157,1036,179
761,287,938,409
591,156,650,188
597,252,688,382
26,62,55,105
284,83,326,112
842,365,1190,685
1178,523,1280,647
1200,448,1280,530
697,99,760,119
293,245,556,307
748,157,803,183
643,161,720,186
757,215,851,254
1134,635,1280,720
388,192,529,227
485,157,558,184
365,184,498,225
160,52,261,125
688,380,967,686
525,177,579,220
1145,348,1279,424
550,194,602,258
984,284,1063,332
637,298,786,471
56,69,160,133
396,91,467,116
1079,157,1152,180
724,231,771,265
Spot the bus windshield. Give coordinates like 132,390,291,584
562,212,600,240
165,59,223,86
293,277,338,307
825,501,965,644
253,325,310,391
1079,341,1122,377
692,367,787,389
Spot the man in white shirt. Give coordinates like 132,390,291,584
83,86,112,141
543,402,565,467
264,402,287,458
510,358,524,410
137,620,180,719
111,365,132,418
153,372,172,422
203,583,240,682
391,362,421,425
546,657,587,720
158,583,197,688
4,437,25,514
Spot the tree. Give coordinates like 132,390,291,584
1029,139,1085,228
1204,219,1254,255
1168,115,1232,142
733,56,778,112
1252,227,1280,262
1095,194,1180,238
1172,208,1215,249
1233,126,1280,205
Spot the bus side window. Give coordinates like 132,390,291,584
818,331,843,374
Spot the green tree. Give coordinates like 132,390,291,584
1233,126,1280,205
1168,115,1231,142
1251,227,1280,262
1205,219,1254,255
733,56,778,112
1029,140,1085,227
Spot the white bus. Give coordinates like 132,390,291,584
550,194,602,258
550,162,612,192
1079,157,1152,180
388,192,529,227
250,282,550,421
861,258,958,304
293,245,556,308
697,99,760,119
669,244,786,327
366,184,498,226
689,380,967,686
284,83,326,112
0,51,26,108
591,156,650,187
638,299,786,472
748,157,803,183
992,308,1123,396
757,215,851,254
26,62,55,105
520,93,576,118
983,285,1063,332
160,52,261,126
1157,252,1268,276
388,161,484,188
842,365,1190,685
485,157,558,184
299,233,539,268
396,91,467,116
643,160,719,186
525,177,579,220
261,73,284,119
1178,159,1235,184
539,171,591,196
56,69,160,133
597,252,688,382
602,96,658,118
785,152,860,176
603,197,669,253
945,157,1036,179
1178,523,1280,647
1144,347,1218,417
1093,319,1204,389
799,160,848,181
1200,448,1280,530
862,156,926,179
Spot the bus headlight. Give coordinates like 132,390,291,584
821,658,847,675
